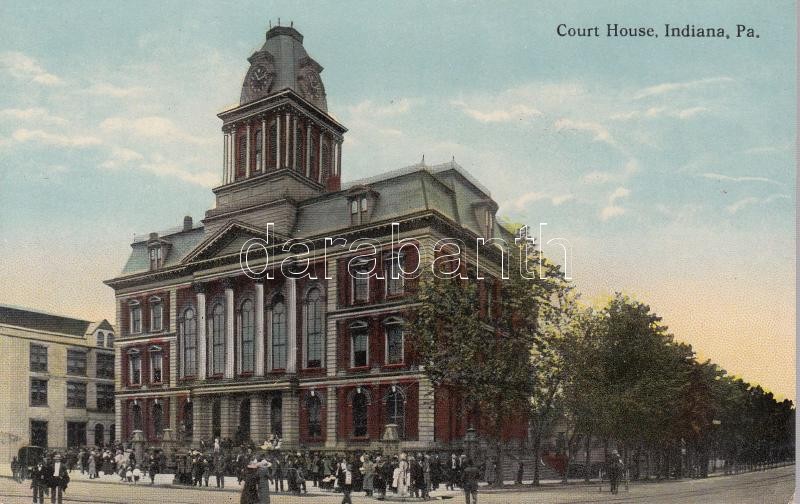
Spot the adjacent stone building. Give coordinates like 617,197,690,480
105,25,522,453
0,305,116,464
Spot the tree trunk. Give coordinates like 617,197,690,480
584,433,592,483
532,433,541,486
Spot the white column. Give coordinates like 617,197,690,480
291,116,297,170
286,277,297,374
245,123,251,178
224,281,235,379
305,127,312,177
254,281,265,377
229,126,237,182
318,132,324,183
223,133,229,184
261,118,267,172
276,117,281,169
285,113,291,168
196,287,207,380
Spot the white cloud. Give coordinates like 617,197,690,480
554,118,615,146
86,82,147,98
347,98,417,118
699,172,782,186
599,186,631,221
633,77,733,100
99,116,213,145
0,107,68,125
100,146,144,169
504,190,574,211
140,159,218,188
0,51,63,85
452,99,541,123
611,106,709,121
581,170,614,184
725,197,759,214
11,128,101,148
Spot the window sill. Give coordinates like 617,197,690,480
238,372,254,378
383,363,405,369
207,374,224,380
127,383,142,388
348,366,370,372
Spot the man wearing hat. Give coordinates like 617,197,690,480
47,453,69,504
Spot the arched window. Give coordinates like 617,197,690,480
321,141,331,181
149,346,163,383
270,395,282,436
271,296,287,370
181,307,197,377
94,423,104,446
150,297,163,332
350,321,368,368
152,402,163,439
239,299,255,373
209,302,225,375
307,394,322,438
128,349,141,386
131,402,143,432
212,399,221,439
237,135,247,176
239,398,251,442
254,129,263,171
96,331,105,347
182,401,193,440
295,123,304,171
304,287,324,368
352,391,368,437
384,317,405,365
268,121,278,169
385,387,406,438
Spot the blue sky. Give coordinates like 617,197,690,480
0,1,795,399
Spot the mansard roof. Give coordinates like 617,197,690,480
113,161,508,279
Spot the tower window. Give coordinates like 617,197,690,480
295,123,304,171
321,142,331,181
269,121,278,169
254,129,263,171
237,136,247,176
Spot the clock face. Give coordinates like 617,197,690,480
249,66,271,92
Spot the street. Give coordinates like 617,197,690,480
0,465,792,504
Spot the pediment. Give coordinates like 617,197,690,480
181,221,284,265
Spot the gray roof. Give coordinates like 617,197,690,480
117,161,506,277
239,26,327,111
0,304,108,337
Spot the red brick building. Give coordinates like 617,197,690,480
106,25,521,452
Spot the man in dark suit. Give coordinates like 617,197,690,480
30,460,47,504
462,458,479,504
46,453,69,504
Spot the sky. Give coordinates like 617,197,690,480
0,1,795,400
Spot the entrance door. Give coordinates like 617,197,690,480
30,420,48,447
67,422,86,448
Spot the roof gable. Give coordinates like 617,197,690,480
181,220,279,264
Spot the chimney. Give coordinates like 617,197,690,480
183,215,193,231
149,232,159,241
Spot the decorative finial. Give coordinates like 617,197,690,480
278,17,281,26
291,21,293,28
421,154,425,165
269,20,272,28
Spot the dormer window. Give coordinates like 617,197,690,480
149,246,162,270
97,331,105,347
150,296,163,332
348,192,373,226
129,301,142,334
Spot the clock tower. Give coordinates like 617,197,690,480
205,24,346,235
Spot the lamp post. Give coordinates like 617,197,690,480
465,426,477,462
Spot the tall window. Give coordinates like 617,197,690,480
239,299,255,373
150,297,163,332
152,402,163,438
128,350,141,386
321,142,330,180
304,287,324,368
271,296,287,370
307,394,322,438
182,402,193,439
351,260,370,303
96,332,105,347
386,388,406,438
66,422,86,448
131,403,143,432
150,346,163,383
67,349,87,376
209,302,225,375
30,378,47,406
96,353,115,379
66,382,87,408
385,318,404,365
181,307,197,376
129,301,142,334
295,124,304,171
270,395,282,436
268,121,278,169
350,321,368,368
352,391,368,437
30,344,47,372
254,129,263,171
97,384,115,412
237,135,247,176
308,135,317,179
385,253,405,296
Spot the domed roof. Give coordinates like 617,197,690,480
240,25,328,112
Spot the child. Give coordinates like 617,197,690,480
132,465,141,484
125,466,133,483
